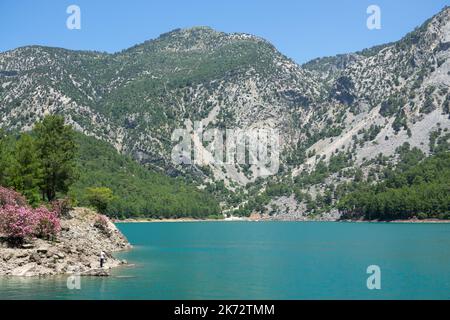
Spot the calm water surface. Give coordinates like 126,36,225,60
1,222,449,300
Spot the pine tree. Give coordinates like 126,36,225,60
34,116,78,201
0,130,7,185
0,130,14,187
9,134,42,206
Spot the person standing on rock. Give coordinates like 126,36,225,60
100,251,107,268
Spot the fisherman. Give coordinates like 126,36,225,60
100,251,106,268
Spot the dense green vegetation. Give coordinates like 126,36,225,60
70,133,221,219
0,117,221,219
85,187,115,215
338,149,450,220
0,116,77,205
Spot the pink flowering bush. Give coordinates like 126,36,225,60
33,206,61,240
0,187,61,242
0,205,37,240
0,186,27,207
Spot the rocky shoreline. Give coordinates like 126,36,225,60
0,208,131,277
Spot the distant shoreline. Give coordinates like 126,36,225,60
114,217,450,224
372,219,450,224
114,217,241,223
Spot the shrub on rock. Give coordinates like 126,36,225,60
0,205,37,241
33,206,61,240
0,186,62,242
0,186,28,207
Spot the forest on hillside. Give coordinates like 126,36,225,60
338,150,450,220
0,116,221,219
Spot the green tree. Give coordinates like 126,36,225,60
86,187,115,214
9,134,42,206
0,131,16,188
34,116,78,201
0,129,10,185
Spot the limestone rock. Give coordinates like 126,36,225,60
0,208,131,277
81,269,110,277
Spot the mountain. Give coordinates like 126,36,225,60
1,8,449,219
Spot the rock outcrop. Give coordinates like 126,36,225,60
0,208,131,277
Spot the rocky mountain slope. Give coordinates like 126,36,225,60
1,7,449,219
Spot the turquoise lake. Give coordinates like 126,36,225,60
1,222,450,300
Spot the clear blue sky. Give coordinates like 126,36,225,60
0,0,448,63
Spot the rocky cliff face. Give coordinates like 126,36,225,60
0,208,130,277
1,7,449,219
